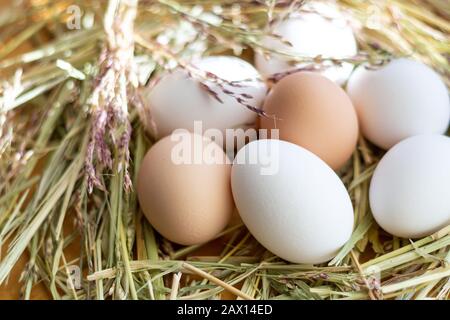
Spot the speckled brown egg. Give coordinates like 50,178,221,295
137,133,234,245
259,72,358,170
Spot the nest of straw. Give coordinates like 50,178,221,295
0,0,449,300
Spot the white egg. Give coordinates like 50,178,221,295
370,135,450,239
347,58,450,149
231,139,354,264
142,56,267,139
254,4,357,84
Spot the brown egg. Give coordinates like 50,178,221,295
259,72,358,170
137,133,234,245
